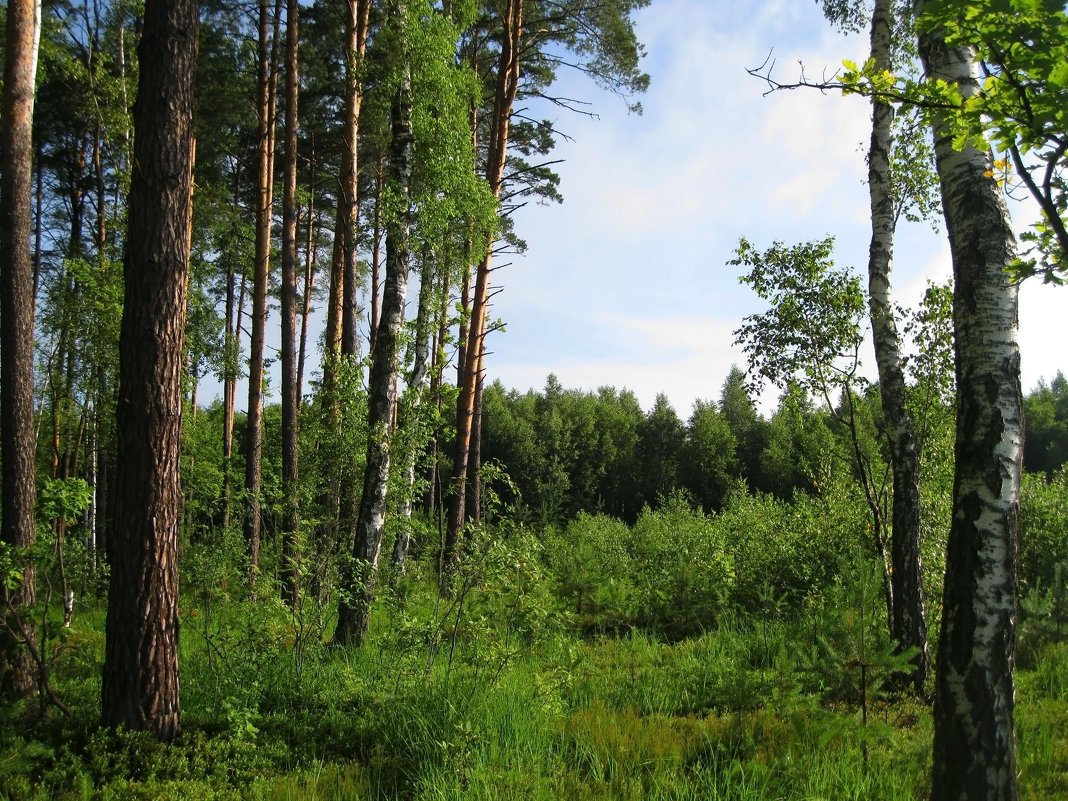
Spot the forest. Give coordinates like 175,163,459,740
1,0,1067,799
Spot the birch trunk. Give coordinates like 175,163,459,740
867,0,929,692
917,9,1023,799
334,58,413,646
393,248,435,569
0,0,41,700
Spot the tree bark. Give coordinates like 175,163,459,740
0,0,41,701
334,56,413,646
244,0,280,581
445,0,522,574
101,0,197,741
393,247,436,569
279,0,301,605
297,138,318,405
339,0,372,359
867,0,929,693
917,11,1023,801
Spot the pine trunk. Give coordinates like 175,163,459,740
445,0,522,574
0,0,41,701
297,139,317,404
100,0,196,740
244,0,279,580
279,0,301,605
918,12,1023,801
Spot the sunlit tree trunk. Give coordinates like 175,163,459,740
393,247,435,569
297,137,318,404
334,54,413,646
101,0,197,740
279,0,301,604
244,0,281,581
338,0,372,360
918,9,1022,800
445,0,522,574
867,0,929,693
0,0,41,700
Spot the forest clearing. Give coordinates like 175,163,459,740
2,0,1068,799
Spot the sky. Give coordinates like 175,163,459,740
477,0,1066,416
219,0,1066,418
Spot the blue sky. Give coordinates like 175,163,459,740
216,0,1065,417
483,0,1065,416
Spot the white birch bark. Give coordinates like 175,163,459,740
334,54,414,646
867,0,929,691
917,6,1022,798
392,250,435,570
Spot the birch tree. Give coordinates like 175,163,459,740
916,4,1024,798
839,0,931,692
334,0,495,644
334,7,414,645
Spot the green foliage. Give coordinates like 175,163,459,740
544,496,734,637
731,236,866,404
37,477,93,527
837,0,1068,279
1024,372,1068,475
721,481,864,613
1020,466,1068,591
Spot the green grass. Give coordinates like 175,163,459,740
3,585,1068,800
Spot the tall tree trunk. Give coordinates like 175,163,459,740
101,0,196,741
0,0,41,701
297,138,317,405
32,138,43,314
334,55,413,647
465,368,483,524
917,11,1022,801
279,0,301,605
393,247,435,569
244,0,279,581
867,0,929,693
369,155,385,351
221,259,236,528
445,0,522,574
422,264,451,517
330,0,372,598
339,0,372,359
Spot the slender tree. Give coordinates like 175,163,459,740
279,0,301,604
864,0,929,692
101,0,198,741
917,5,1023,799
245,0,281,580
334,6,414,646
0,0,42,700
445,0,523,574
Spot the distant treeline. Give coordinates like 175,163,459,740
477,368,1068,527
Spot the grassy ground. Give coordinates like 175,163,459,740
2,584,1067,801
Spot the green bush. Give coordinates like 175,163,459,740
1020,467,1068,591
720,483,863,615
